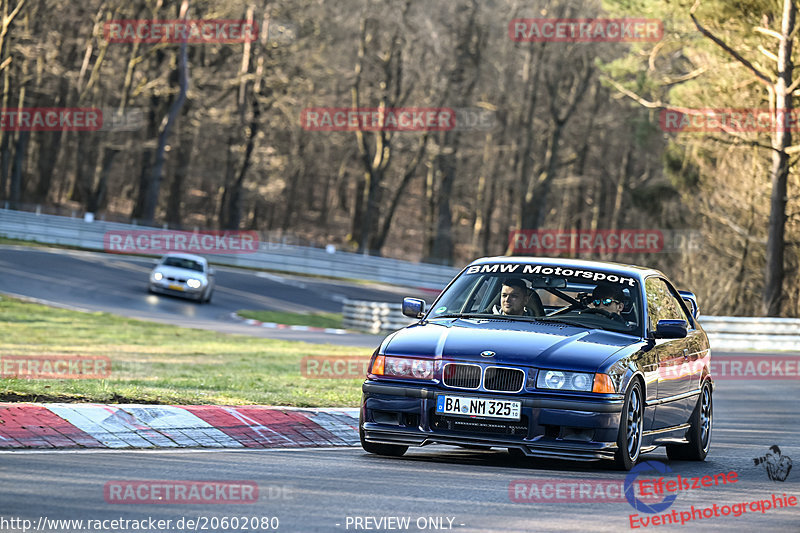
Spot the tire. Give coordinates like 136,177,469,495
613,379,644,471
666,380,712,461
204,290,213,304
359,410,408,457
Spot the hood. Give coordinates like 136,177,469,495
383,318,642,372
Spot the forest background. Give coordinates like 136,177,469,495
0,0,798,317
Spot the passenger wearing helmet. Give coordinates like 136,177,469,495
586,282,626,322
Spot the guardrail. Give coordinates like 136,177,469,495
699,316,800,352
342,300,416,334
341,300,800,351
0,208,459,289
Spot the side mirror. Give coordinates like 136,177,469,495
402,297,426,319
208,267,216,276
678,290,699,319
653,319,688,339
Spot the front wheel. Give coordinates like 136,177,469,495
359,411,408,457
613,380,643,470
666,380,712,461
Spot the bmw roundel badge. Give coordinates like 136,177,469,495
480,350,495,357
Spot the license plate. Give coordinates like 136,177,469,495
436,395,521,420
168,284,184,291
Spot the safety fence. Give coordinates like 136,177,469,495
0,208,459,289
341,299,800,351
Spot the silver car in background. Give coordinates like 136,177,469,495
148,253,215,303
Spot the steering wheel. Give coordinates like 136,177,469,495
582,307,625,322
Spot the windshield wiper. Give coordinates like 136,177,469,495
430,313,495,319
534,316,592,329
432,313,543,323
537,316,636,333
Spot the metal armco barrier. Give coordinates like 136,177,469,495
0,209,459,289
340,300,800,351
3,208,799,350
342,300,415,334
699,316,800,352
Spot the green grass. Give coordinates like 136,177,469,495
0,296,371,406
237,310,343,329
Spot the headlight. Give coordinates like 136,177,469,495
537,370,595,391
153,272,163,281
369,356,433,380
187,279,202,288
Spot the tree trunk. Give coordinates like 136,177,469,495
141,12,189,225
763,0,795,316
224,97,261,230
8,129,28,208
87,146,119,213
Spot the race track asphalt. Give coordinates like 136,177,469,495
0,378,797,532
0,245,439,347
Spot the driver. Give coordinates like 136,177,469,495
588,283,626,321
492,278,533,316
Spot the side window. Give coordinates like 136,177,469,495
645,277,689,331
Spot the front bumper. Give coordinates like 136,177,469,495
361,381,625,461
149,282,205,299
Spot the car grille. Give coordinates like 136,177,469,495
442,363,481,389
432,414,529,437
166,276,187,282
442,363,524,392
484,367,525,392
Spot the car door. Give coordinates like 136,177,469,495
645,276,693,429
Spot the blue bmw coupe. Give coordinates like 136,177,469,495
360,257,713,470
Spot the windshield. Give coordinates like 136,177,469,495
428,262,642,334
162,257,205,272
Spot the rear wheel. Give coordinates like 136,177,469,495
613,380,643,470
359,411,408,457
666,380,712,461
